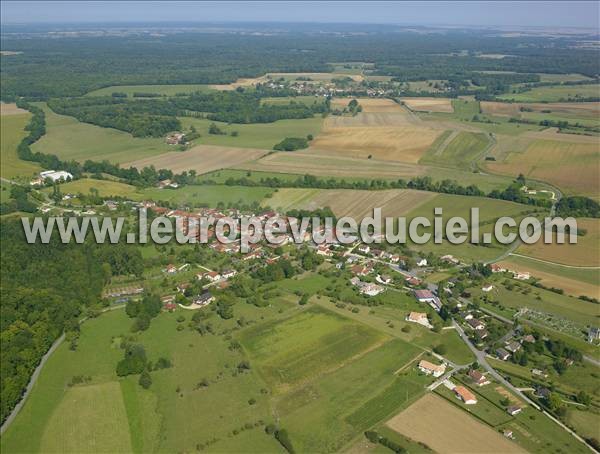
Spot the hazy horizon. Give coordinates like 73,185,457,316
1,1,599,29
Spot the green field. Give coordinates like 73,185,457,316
0,112,41,180
43,178,138,198
32,103,170,164
85,84,214,97
179,116,323,150
261,96,325,106
1,301,295,453
469,280,599,327
135,184,274,207
405,193,543,262
239,306,387,391
498,84,600,102
275,338,424,452
537,73,593,83
420,131,491,168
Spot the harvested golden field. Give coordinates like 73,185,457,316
497,256,599,299
324,112,415,128
486,138,600,198
265,187,436,218
0,103,27,116
480,101,522,117
481,101,600,119
330,97,404,112
238,152,427,179
124,145,268,175
401,97,454,113
386,394,525,454
309,126,441,163
517,218,600,267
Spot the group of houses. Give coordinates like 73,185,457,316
491,264,530,281
30,170,73,186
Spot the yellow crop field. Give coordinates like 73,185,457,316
401,97,454,113
517,218,600,267
330,97,404,112
264,187,436,218
386,393,525,454
125,145,268,175
486,138,600,198
309,126,441,163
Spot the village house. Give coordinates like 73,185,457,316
389,254,401,264
405,312,432,329
536,387,551,399
588,327,600,343
166,132,186,145
193,291,214,307
522,334,536,344
316,244,334,257
164,264,178,274
417,359,446,377
351,263,372,276
513,271,530,280
481,284,494,292
474,329,489,341
467,318,486,330
161,295,176,304
414,289,442,312
505,340,522,353
507,406,522,416
496,348,511,361
531,368,548,378
350,277,384,296
405,276,422,286
357,244,371,254
416,257,428,267
176,283,191,294
221,269,237,279
468,369,490,386
490,264,506,273
503,429,514,439
454,386,477,405
376,274,392,284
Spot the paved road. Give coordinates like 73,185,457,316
0,304,125,435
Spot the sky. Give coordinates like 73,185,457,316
1,1,599,28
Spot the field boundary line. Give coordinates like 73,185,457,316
508,252,600,270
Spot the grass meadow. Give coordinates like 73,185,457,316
0,112,41,180
135,184,274,207
32,103,171,164
180,116,324,150
498,84,600,102
85,84,214,97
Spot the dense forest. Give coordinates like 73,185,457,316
1,25,598,99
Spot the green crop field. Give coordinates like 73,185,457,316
136,184,274,207
239,306,388,391
537,73,593,83
275,338,423,452
32,103,171,164
498,84,600,102
0,112,41,180
85,84,214,97
420,131,491,168
261,96,326,106
179,116,324,150
405,193,542,262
